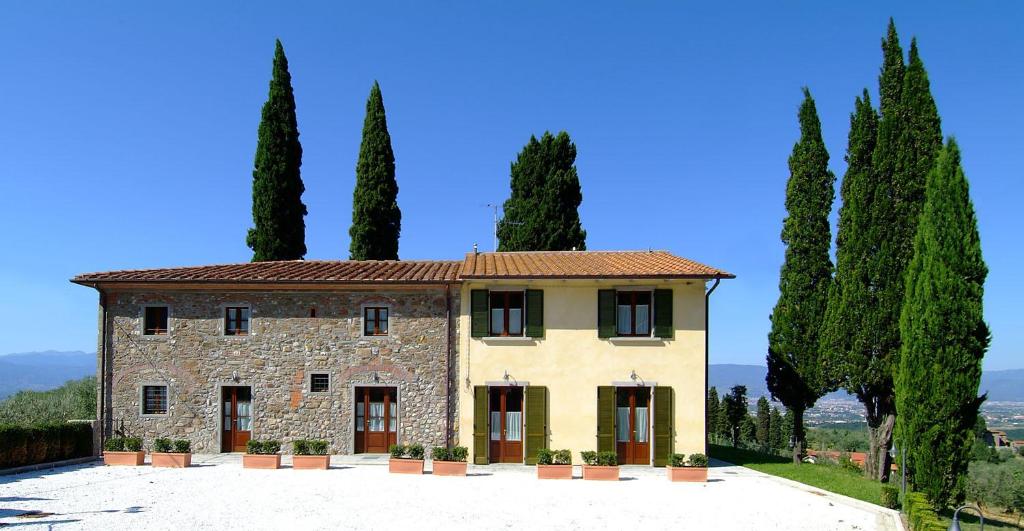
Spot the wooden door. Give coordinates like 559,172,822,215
489,386,523,463
354,387,397,453
615,387,650,465
221,386,252,452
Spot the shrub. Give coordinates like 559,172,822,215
553,449,571,465
538,448,554,465
670,453,686,467
0,377,97,426
124,437,143,452
904,492,946,531
389,444,406,459
407,443,425,460
596,451,617,466
838,452,862,473
308,440,328,455
104,436,125,452
880,486,900,510
153,438,173,453
431,446,451,462
0,423,93,468
688,453,708,468
293,439,310,455
246,440,280,455
172,439,191,453
580,451,598,465
450,446,468,463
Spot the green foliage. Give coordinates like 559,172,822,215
767,88,835,461
538,448,572,465
124,437,143,452
104,437,125,452
896,139,988,507
430,446,450,462
450,446,468,463
407,443,424,460
904,492,947,531
596,451,617,466
755,397,771,448
881,486,900,510
349,81,401,260
740,416,757,446
722,385,748,447
292,439,310,455
246,440,280,455
670,453,686,467
966,459,1024,514
769,407,785,451
707,387,721,443
0,376,96,425
580,451,600,465
246,39,307,262
389,444,405,459
688,453,708,468
308,440,328,455
0,423,93,468
173,439,191,453
496,131,586,251
153,438,173,453
807,427,869,453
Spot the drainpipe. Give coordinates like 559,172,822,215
445,283,452,448
704,276,721,456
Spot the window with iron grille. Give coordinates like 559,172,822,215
310,373,329,393
143,306,168,335
225,306,250,336
142,385,168,415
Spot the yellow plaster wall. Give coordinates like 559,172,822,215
457,279,708,464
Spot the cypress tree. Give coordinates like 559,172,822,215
716,401,732,443
740,416,757,446
349,81,401,260
896,139,988,506
767,88,835,464
246,39,307,261
496,131,586,251
707,387,721,444
723,385,749,447
756,396,772,449
769,407,785,452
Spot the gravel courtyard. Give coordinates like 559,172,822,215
0,455,901,530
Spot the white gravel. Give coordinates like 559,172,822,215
0,455,899,530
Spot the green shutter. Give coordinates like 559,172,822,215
597,386,615,453
597,290,616,338
654,289,673,339
473,386,488,464
471,290,489,338
653,386,674,467
524,386,548,465
525,289,544,338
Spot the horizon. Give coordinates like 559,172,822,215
2,2,1021,370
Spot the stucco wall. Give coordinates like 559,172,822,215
100,287,458,454
457,279,707,464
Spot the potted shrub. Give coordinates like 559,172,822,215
103,436,145,466
667,453,708,482
151,438,192,468
580,450,619,481
242,440,281,469
430,446,468,476
536,448,573,480
292,439,330,470
388,443,425,474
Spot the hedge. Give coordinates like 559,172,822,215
904,492,946,531
0,423,93,469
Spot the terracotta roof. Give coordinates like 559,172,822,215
72,260,462,285
460,251,733,279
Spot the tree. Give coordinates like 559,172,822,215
896,139,988,507
769,407,785,452
707,387,721,444
723,385,749,447
767,88,835,464
349,81,401,260
716,400,732,442
246,40,307,261
496,131,586,251
756,397,772,449
740,416,757,446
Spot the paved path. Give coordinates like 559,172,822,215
0,455,900,530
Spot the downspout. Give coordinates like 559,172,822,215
445,283,452,448
704,276,721,456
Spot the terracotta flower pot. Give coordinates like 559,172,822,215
243,454,281,469
389,458,424,474
667,466,707,482
537,464,573,480
152,452,192,468
432,460,467,476
292,455,330,470
103,451,146,466
582,465,619,481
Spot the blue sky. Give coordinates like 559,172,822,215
1,2,1021,370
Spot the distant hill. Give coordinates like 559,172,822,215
710,363,1024,402
0,351,95,399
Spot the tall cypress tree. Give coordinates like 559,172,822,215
707,387,721,444
246,39,307,261
349,81,401,260
767,88,835,464
896,140,988,506
723,385,749,447
756,396,772,449
769,407,785,451
496,131,586,251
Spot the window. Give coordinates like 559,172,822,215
310,373,329,393
143,306,168,335
142,385,168,415
616,291,651,336
225,307,250,336
364,307,388,336
489,291,524,336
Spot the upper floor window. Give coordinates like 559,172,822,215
364,307,389,336
490,291,524,337
225,306,250,336
616,291,651,336
143,306,168,336
142,385,168,415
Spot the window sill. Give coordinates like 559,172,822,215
479,336,538,344
607,337,666,344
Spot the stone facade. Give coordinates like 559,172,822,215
100,287,459,454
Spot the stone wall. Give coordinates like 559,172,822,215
101,287,459,454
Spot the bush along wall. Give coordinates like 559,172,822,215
904,492,946,531
0,423,93,469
